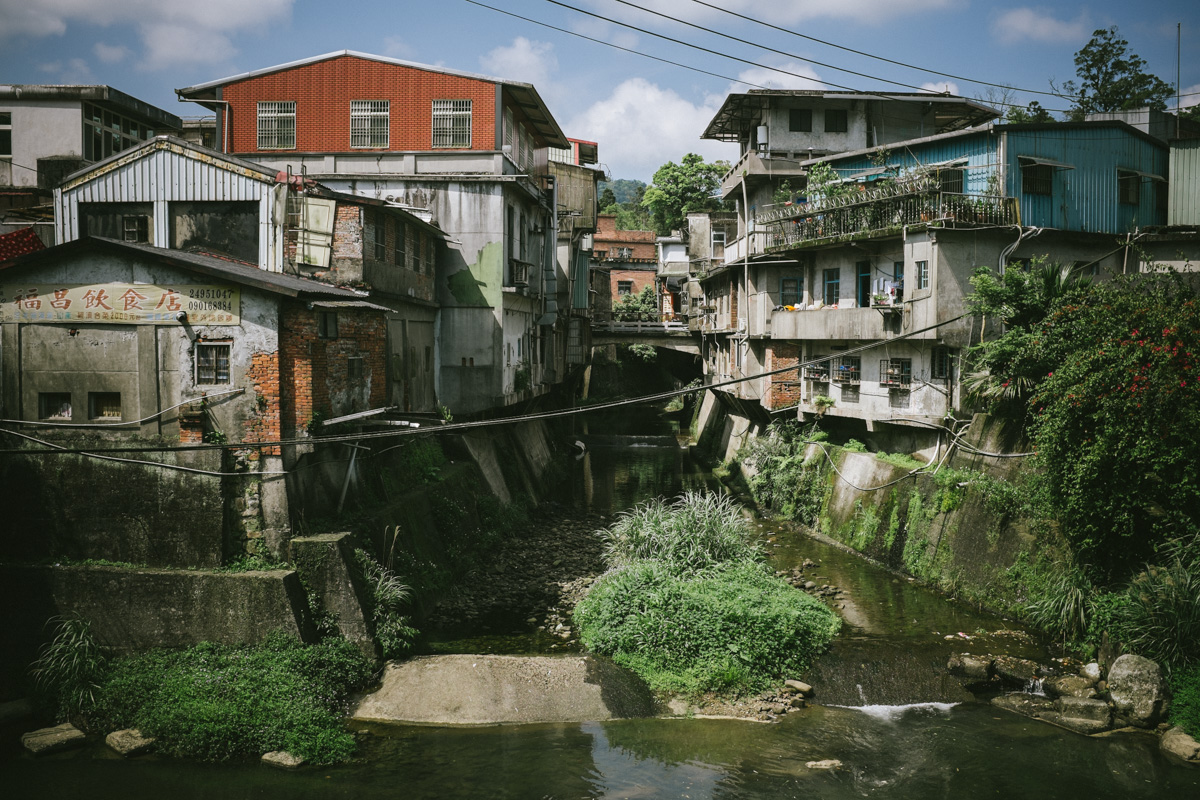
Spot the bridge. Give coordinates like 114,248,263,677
591,320,700,354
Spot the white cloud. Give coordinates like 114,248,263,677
382,36,415,60
734,62,823,91
1181,83,1200,111
40,58,93,83
590,0,955,26
993,8,1090,45
94,42,132,64
480,37,559,89
920,81,960,96
0,0,294,68
566,78,735,181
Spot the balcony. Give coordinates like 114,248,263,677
771,305,890,341
757,182,1019,251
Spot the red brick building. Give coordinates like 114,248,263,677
591,214,658,316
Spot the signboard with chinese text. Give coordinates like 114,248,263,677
0,284,241,325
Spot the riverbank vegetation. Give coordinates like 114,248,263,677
33,622,372,764
575,492,840,696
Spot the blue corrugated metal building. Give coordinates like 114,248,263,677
809,120,1168,234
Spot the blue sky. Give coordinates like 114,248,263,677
1,0,1197,182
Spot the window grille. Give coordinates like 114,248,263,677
432,100,471,148
789,108,812,132
932,347,952,380
780,277,800,307
347,356,364,382
39,392,72,420
938,167,964,194
350,100,389,148
89,392,122,420
880,358,912,388
832,356,861,384
195,342,231,385
257,101,296,150
1022,163,1052,196
825,109,848,133
1118,170,1140,206
617,280,633,296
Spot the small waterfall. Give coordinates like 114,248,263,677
1024,678,1046,697
804,639,975,707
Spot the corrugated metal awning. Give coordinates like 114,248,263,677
1018,155,1076,170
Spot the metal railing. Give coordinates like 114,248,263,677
762,191,1019,250
592,320,691,334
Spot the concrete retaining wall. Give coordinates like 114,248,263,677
0,563,316,700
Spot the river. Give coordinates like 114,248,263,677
2,407,1197,798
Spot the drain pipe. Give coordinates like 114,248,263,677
336,441,370,514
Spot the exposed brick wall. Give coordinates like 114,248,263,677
610,268,657,301
279,303,388,438
220,55,500,154
767,341,801,410
244,351,282,455
330,204,364,283
594,214,657,262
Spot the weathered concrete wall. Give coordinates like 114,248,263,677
0,563,316,700
0,438,228,567
289,532,376,660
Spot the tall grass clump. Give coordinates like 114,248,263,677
95,631,372,764
577,490,841,696
600,491,761,572
355,549,418,659
1112,533,1200,671
31,615,109,722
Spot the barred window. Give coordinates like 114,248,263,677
350,100,389,148
1022,163,1052,196
257,101,295,150
1118,170,1140,206
195,342,231,385
432,99,472,148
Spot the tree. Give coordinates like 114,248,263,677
1061,27,1173,120
966,265,1200,578
641,153,729,235
612,285,659,322
598,186,617,210
1006,101,1055,124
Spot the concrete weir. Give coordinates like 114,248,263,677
352,655,656,725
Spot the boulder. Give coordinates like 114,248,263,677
262,750,306,769
1107,654,1169,728
1050,697,1112,735
1081,662,1103,682
993,656,1040,687
1161,727,1200,764
106,728,155,757
947,654,993,680
1045,675,1097,699
22,723,86,755
783,680,813,696
992,693,1054,718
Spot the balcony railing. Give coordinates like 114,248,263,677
760,190,1019,250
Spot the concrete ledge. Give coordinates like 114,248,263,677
0,564,316,655
352,654,655,725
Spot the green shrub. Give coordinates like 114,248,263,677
95,632,371,764
842,439,868,453
575,561,840,695
741,422,829,526
1112,535,1200,670
1170,664,1200,738
876,451,927,471
599,491,762,574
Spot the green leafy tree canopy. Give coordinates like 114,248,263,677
641,153,729,235
1061,27,1173,120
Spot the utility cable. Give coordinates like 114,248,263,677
460,0,772,90
0,311,973,456
683,0,1074,101
607,0,962,96
1,428,289,477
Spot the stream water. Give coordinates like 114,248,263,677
3,408,1198,798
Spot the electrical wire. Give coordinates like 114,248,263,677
607,0,965,96
0,312,974,456
0,387,245,428
683,0,1075,101
460,0,772,90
